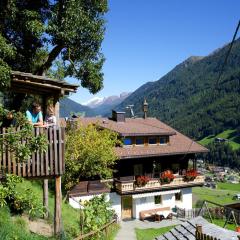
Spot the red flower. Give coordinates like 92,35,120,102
160,170,175,184
135,175,150,187
184,169,198,181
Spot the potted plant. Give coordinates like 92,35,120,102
184,169,198,182
160,170,175,184
135,175,150,187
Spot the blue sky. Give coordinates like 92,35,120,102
69,0,240,104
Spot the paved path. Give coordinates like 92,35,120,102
115,219,181,240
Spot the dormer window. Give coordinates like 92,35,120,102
149,137,157,145
136,137,144,145
123,138,132,145
160,137,168,145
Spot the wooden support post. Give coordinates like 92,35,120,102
54,176,62,236
43,179,49,219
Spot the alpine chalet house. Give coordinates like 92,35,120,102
68,101,208,220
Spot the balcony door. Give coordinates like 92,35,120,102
134,164,143,176
121,196,132,219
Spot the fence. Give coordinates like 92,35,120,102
196,231,220,240
0,127,65,178
74,219,117,240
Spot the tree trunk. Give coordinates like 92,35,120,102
35,44,64,75
43,179,49,219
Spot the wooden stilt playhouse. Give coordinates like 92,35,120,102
0,71,78,235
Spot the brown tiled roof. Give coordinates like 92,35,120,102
68,180,110,197
115,130,208,159
75,117,176,136
61,117,208,159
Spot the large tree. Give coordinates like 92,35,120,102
0,0,108,93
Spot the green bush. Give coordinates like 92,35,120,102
0,175,44,218
79,194,115,239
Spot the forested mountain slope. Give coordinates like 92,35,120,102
118,39,240,140
60,98,95,117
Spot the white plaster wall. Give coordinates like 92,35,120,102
109,192,122,220
133,194,174,219
69,192,122,219
132,188,193,219
175,187,192,209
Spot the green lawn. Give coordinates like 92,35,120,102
193,185,239,206
193,183,240,231
198,129,240,150
211,218,236,231
217,182,240,192
135,225,176,240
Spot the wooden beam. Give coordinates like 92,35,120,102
43,179,49,219
54,176,62,235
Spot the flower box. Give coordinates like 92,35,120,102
135,175,150,187
184,169,198,182
160,170,175,184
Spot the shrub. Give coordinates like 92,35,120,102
0,174,44,218
79,194,115,239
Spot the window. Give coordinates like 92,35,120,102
123,138,132,145
160,137,167,144
136,137,144,145
154,195,162,204
149,137,157,144
175,192,182,201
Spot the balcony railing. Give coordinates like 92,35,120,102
0,127,65,178
115,175,205,194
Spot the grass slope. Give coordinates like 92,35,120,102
0,207,52,240
135,225,176,240
14,180,80,238
193,184,240,206
199,129,240,150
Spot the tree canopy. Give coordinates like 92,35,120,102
0,0,108,93
64,123,119,190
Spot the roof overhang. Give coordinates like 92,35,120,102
116,150,208,160
119,131,176,137
10,71,78,97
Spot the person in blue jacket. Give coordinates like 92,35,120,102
26,102,44,126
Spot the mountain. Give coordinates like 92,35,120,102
60,98,95,117
117,38,240,141
83,92,131,116
82,97,105,108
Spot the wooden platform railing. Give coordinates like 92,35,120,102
0,127,65,178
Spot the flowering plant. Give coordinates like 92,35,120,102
135,175,150,187
184,169,198,181
160,170,175,184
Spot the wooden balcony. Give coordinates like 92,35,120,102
115,175,205,194
0,127,65,179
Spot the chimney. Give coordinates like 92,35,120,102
112,110,125,122
143,98,148,119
